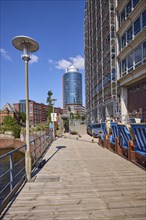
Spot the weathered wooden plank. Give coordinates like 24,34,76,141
2,134,146,220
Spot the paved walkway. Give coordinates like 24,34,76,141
2,134,146,220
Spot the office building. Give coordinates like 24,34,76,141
63,65,84,116
85,0,146,123
85,0,117,123
13,100,63,125
13,100,48,125
116,0,146,122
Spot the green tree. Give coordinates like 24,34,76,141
68,106,71,123
46,90,53,105
12,124,21,138
81,115,85,121
68,106,71,113
76,111,80,120
3,116,21,138
46,90,53,124
70,112,74,120
3,116,17,130
19,112,26,123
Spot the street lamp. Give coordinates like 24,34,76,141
12,36,39,181
51,98,57,140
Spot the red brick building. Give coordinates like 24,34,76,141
13,100,63,125
0,103,19,124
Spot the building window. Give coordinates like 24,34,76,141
143,41,146,63
133,0,139,8
126,0,132,17
134,17,140,35
135,46,142,68
128,53,133,72
121,33,126,48
121,9,126,25
127,26,132,43
142,10,146,28
122,58,126,75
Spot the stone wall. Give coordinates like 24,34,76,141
0,137,25,151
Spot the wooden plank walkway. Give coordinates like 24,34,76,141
2,134,146,220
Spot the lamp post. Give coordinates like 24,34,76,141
51,98,57,140
12,36,39,181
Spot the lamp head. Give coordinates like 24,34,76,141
12,35,39,62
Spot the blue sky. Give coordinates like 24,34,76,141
0,0,85,109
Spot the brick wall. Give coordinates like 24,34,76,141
0,138,25,151
0,138,15,148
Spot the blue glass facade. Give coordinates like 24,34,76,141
63,66,82,105
20,100,26,112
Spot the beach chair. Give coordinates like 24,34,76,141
108,122,119,151
116,124,132,159
99,122,110,148
129,124,146,169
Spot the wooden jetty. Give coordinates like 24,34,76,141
2,134,146,220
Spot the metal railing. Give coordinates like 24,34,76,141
0,132,53,213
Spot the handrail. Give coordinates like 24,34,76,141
0,132,53,213
0,144,26,160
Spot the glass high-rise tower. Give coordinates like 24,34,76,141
63,65,83,114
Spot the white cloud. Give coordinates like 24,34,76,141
70,55,84,69
56,59,71,69
55,55,84,70
29,54,39,64
0,48,12,61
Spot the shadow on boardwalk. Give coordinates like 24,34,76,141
46,145,67,163
31,145,67,177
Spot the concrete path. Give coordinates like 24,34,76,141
2,134,146,220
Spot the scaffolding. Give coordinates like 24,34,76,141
85,0,120,123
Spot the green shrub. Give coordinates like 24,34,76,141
3,116,21,138
12,124,21,138
0,127,4,134
21,127,26,135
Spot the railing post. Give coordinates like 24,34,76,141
43,134,45,150
9,153,13,191
39,136,41,157
34,140,37,162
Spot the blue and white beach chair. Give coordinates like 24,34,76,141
129,124,146,169
99,122,110,148
108,122,119,151
116,124,132,158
